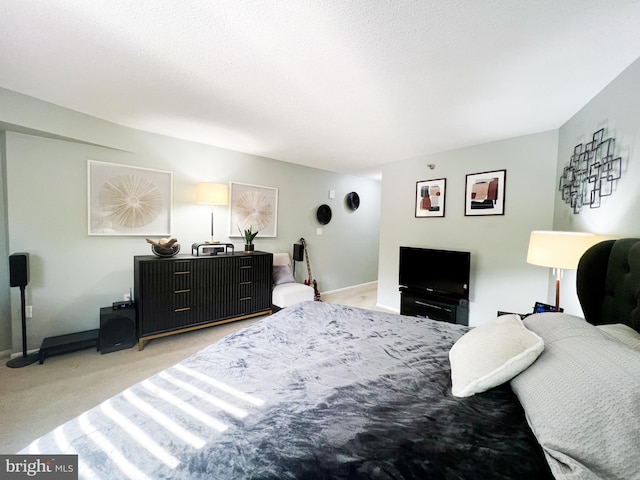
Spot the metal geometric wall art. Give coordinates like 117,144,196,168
558,128,622,214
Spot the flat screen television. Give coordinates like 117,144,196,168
399,246,470,300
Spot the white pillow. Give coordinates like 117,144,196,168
449,314,544,397
596,323,640,351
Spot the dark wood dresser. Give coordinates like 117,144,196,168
134,251,272,349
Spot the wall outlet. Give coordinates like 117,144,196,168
25,306,32,318
316,227,323,235
124,293,131,301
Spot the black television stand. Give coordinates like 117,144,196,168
400,288,469,326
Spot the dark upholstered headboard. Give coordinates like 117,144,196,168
577,238,640,332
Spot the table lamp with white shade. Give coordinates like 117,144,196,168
196,183,229,244
526,231,601,311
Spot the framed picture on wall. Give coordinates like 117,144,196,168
87,160,173,236
464,169,506,216
415,178,446,218
229,182,278,237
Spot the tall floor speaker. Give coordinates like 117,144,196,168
7,252,38,368
292,243,304,277
293,243,304,262
9,252,29,288
99,306,136,354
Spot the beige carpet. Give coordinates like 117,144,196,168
0,284,386,454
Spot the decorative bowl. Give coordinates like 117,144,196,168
151,243,180,258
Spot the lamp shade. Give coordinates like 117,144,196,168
527,231,600,270
196,183,229,205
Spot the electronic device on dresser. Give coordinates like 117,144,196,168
399,246,470,325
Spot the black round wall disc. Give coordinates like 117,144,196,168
346,192,360,211
316,204,332,225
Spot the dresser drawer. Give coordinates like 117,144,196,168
172,259,194,290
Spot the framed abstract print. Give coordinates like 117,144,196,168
464,169,506,216
415,178,446,218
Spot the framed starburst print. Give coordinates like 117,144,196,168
88,160,173,236
229,182,278,238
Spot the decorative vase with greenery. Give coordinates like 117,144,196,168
239,226,258,252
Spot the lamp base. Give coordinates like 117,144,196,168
6,352,39,368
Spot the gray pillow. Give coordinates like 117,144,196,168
596,323,640,352
510,312,640,480
272,265,295,287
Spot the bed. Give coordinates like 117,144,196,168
19,238,640,480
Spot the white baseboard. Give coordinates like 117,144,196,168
376,302,400,313
321,281,377,296
0,349,11,359
6,348,39,359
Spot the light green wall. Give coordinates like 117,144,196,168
0,132,10,353
3,54,639,352
377,131,559,326
0,89,380,354
552,57,640,314
376,57,640,324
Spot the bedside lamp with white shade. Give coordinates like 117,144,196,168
196,183,229,244
526,231,601,311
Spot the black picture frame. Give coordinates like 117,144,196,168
415,178,446,218
464,169,506,216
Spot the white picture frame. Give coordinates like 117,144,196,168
229,182,278,237
87,160,173,236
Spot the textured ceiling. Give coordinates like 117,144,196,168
1,1,640,178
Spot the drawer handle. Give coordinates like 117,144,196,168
174,271,191,275
175,307,191,312
415,300,433,307
240,266,253,270
175,289,191,294
240,297,251,301
415,301,452,312
240,281,252,286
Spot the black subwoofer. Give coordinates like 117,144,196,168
99,306,136,354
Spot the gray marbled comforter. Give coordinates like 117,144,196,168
21,301,552,479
